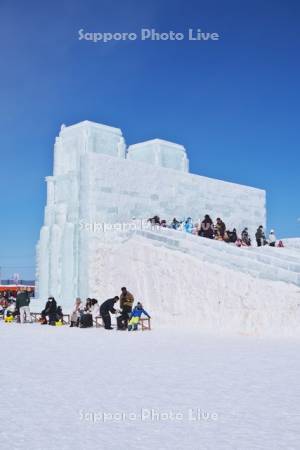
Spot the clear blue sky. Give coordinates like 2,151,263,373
0,0,299,279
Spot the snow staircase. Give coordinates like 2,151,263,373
128,228,300,287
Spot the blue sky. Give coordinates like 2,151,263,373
0,0,299,279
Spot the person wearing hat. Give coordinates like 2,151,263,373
128,302,151,331
268,229,277,247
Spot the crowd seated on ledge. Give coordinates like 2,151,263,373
148,215,284,248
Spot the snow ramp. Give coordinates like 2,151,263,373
88,228,300,336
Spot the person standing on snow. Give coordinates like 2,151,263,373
16,288,31,323
268,230,277,247
255,225,266,247
128,302,151,331
117,287,134,330
100,296,119,330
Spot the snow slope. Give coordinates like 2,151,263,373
86,229,300,336
1,324,300,450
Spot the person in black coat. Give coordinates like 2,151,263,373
41,297,57,325
100,296,119,329
226,228,238,243
255,226,266,247
199,215,214,239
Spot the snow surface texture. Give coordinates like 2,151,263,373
1,324,300,450
36,120,266,307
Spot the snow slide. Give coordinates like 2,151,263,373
86,228,300,337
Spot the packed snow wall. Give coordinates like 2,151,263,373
36,120,266,310
83,229,300,336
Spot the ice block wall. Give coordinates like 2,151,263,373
36,121,126,302
84,152,266,236
36,120,266,306
127,139,189,172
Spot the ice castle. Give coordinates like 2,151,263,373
36,120,267,307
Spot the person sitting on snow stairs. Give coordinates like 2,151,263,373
128,302,151,331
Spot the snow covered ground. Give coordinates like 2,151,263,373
1,323,300,450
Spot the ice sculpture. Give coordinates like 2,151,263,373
36,120,267,307
127,139,189,172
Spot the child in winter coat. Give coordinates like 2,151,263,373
128,302,151,331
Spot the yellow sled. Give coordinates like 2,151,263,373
5,316,14,323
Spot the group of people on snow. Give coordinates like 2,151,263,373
1,286,151,331
0,288,32,323
148,215,283,248
69,287,150,331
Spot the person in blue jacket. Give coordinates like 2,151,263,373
183,217,193,233
128,302,151,331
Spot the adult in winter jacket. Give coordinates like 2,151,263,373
41,297,57,325
70,298,83,327
16,289,31,323
215,218,226,239
241,228,251,246
268,230,276,247
199,215,214,239
100,296,119,329
255,226,266,247
117,288,134,330
128,302,151,331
